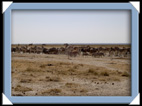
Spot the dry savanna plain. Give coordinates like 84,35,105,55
12,45,131,96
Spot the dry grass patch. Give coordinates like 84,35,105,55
20,79,32,83
121,71,130,77
41,88,62,96
107,64,130,72
108,62,116,64
56,67,78,75
73,65,79,69
67,68,76,72
25,67,42,72
99,76,121,81
87,67,128,77
99,78,107,81
58,62,71,66
80,89,88,93
46,76,62,82
70,88,88,93
12,94,23,96
39,76,62,82
14,85,32,92
65,83,80,88
100,70,109,76
87,68,110,76
40,64,46,68
56,70,68,75
87,68,98,75
78,64,84,67
110,76,121,81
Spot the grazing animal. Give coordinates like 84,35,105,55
43,48,49,54
64,44,79,59
69,50,78,57
11,44,130,58
82,52,89,57
15,46,21,53
118,47,128,57
20,45,27,53
11,47,16,53
58,47,66,54
35,46,44,54
92,52,104,58
29,46,36,53
65,45,74,59
48,47,58,54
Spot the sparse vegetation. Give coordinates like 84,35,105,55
12,45,131,96
87,68,99,75
15,85,32,92
25,67,42,72
121,71,130,77
87,68,110,76
42,88,62,96
78,64,84,67
100,71,109,76
110,76,121,81
25,67,35,72
73,65,79,69
70,88,88,94
80,89,88,93
20,79,32,83
40,64,46,68
65,82,80,88
39,76,61,82
47,76,61,82
59,62,70,65
103,76,121,81
99,78,106,81
68,68,76,72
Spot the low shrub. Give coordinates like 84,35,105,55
121,71,130,77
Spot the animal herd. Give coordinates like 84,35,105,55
11,44,131,58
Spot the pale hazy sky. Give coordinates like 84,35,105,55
11,10,131,44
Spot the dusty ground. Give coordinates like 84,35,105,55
11,49,131,96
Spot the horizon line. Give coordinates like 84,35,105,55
11,43,131,45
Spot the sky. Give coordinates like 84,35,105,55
11,10,131,44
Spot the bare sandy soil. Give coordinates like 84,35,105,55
11,53,131,96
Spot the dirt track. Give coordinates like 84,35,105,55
12,53,131,96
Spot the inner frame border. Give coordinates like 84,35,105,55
3,3,139,104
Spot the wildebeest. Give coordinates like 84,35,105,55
58,47,66,54
92,52,104,58
82,52,90,57
29,46,37,53
43,48,49,54
11,47,16,53
35,46,44,54
15,46,21,53
69,49,79,57
48,47,58,54
64,44,80,59
20,46,27,53
11,44,131,58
